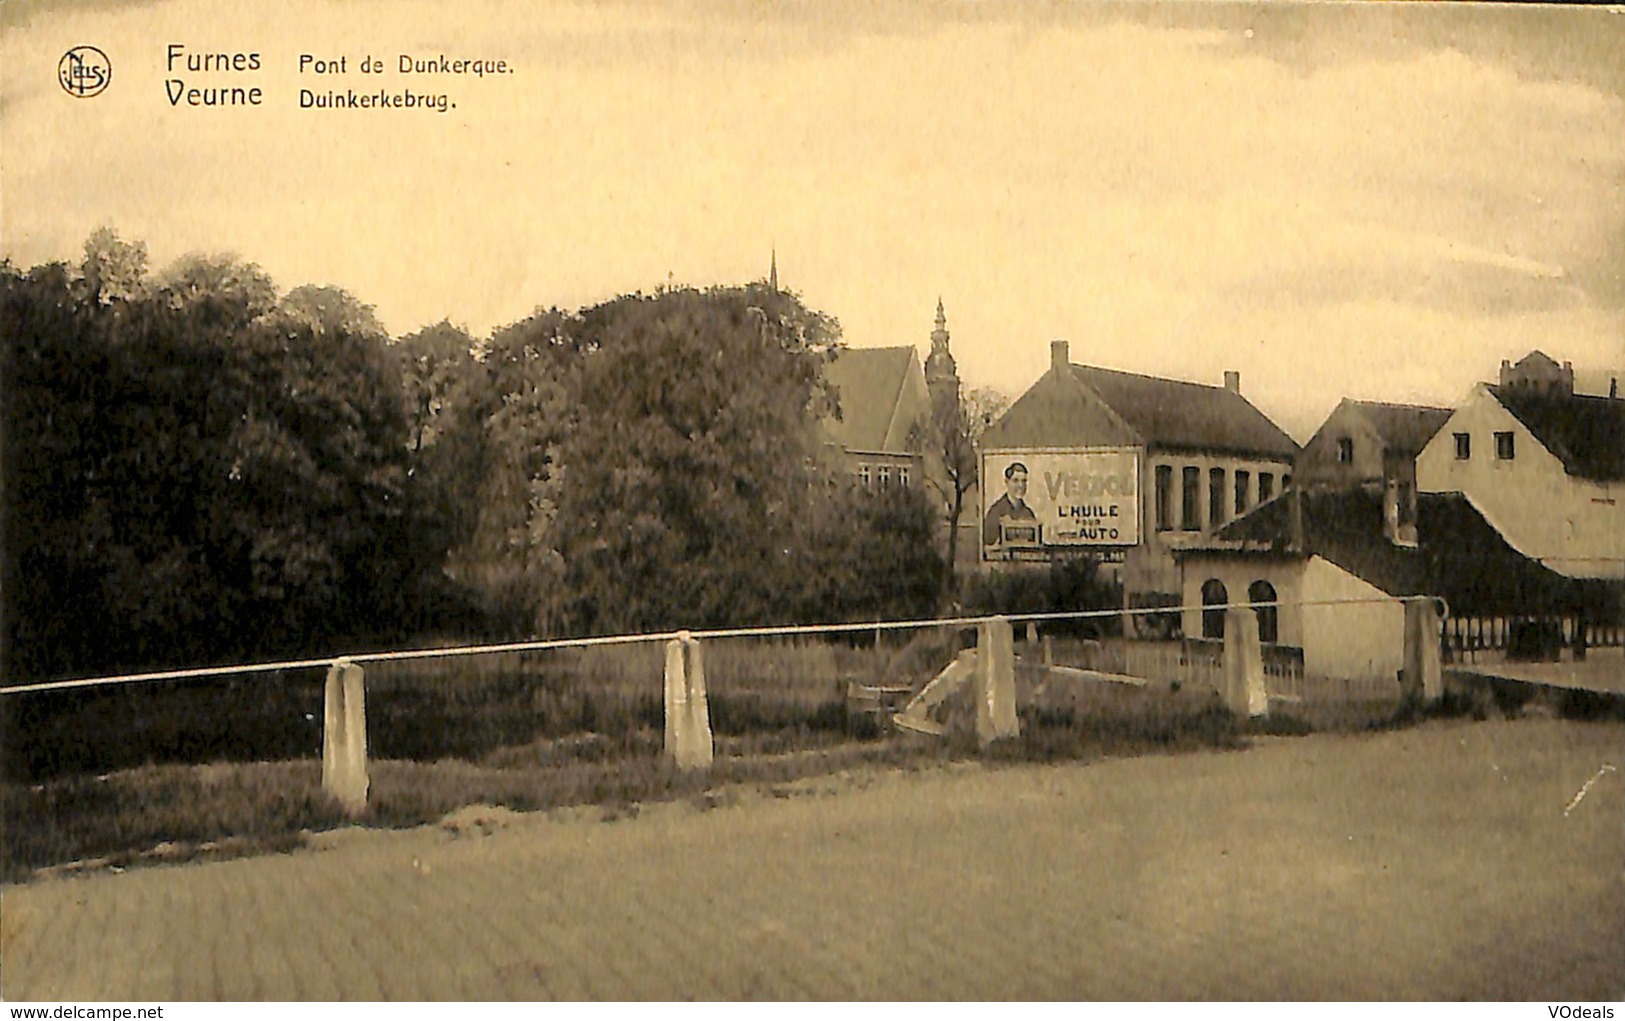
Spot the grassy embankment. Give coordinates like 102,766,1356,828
17,633,1580,882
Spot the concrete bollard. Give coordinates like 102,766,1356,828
1222,609,1268,718
322,659,369,816
1402,600,1444,706
664,633,714,770
976,616,1021,746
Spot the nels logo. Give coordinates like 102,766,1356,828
59,46,112,98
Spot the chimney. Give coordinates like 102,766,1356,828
1051,339,1070,377
1383,477,1419,548
1223,370,1241,393
1611,377,1619,400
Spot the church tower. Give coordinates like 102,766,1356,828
924,297,961,418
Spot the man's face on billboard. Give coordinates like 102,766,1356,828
1006,467,1028,501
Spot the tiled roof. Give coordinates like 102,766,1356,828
1345,401,1453,458
1185,488,1596,614
820,346,917,452
1574,367,1622,397
1071,365,1299,460
1487,386,1625,484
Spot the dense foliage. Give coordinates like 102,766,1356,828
2,237,947,683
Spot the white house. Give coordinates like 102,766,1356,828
1416,352,1625,579
1175,488,1598,681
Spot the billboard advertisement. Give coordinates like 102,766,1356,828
980,447,1141,560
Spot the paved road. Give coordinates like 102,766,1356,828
3,717,1621,1000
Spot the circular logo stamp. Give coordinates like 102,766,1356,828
59,46,112,98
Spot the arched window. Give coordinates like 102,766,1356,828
1248,580,1279,644
1201,579,1227,639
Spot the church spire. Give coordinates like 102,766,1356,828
925,297,960,415
769,248,778,292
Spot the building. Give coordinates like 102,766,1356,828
980,340,1299,602
818,344,932,492
1174,488,1599,681
1416,350,1625,579
1295,399,1453,546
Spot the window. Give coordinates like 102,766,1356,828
858,463,871,488
1454,432,1470,460
897,465,910,489
1201,579,1228,639
877,465,893,489
1182,466,1201,530
1282,474,1292,490
1155,465,1173,531
1495,431,1515,460
1234,470,1250,515
1248,580,1279,644
1336,437,1353,463
1259,472,1275,502
1209,468,1226,526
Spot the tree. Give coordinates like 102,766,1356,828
392,321,487,561
79,227,149,303
914,385,1010,599
795,479,945,625
553,284,840,634
1,243,447,681
448,309,584,635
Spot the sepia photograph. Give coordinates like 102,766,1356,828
2,0,1622,1005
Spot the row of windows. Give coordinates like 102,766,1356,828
1153,464,1288,532
855,463,911,490
1453,431,1515,461
1200,579,1279,643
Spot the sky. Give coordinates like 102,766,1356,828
5,0,1624,440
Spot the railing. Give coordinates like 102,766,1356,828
1444,614,1625,665
1,595,1450,813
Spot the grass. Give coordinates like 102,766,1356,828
3,683,1252,883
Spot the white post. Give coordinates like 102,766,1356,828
1223,609,1268,718
664,633,713,770
976,616,1020,745
664,637,685,760
322,659,368,816
1403,600,1444,705
683,635,714,769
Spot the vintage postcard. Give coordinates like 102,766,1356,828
3,0,1622,1006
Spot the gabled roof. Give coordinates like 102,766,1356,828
1070,366,1298,459
1510,350,1562,374
1487,385,1625,483
1344,400,1453,458
1181,488,1596,614
980,363,1141,449
820,346,922,453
